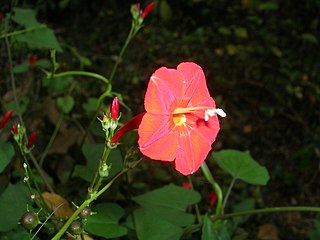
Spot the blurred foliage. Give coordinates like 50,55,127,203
1,0,320,239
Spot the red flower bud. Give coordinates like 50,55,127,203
110,97,120,120
207,192,217,207
141,2,155,19
12,125,18,135
0,109,13,129
26,132,37,149
182,182,192,190
28,56,39,65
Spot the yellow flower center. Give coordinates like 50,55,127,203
173,113,186,126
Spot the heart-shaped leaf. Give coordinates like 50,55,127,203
85,203,127,238
56,95,74,114
212,149,270,185
133,184,201,226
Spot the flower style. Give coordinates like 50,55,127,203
138,62,226,175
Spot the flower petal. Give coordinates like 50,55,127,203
177,62,213,107
174,126,213,175
138,113,177,161
145,67,187,114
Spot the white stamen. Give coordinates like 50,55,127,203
204,108,226,121
216,108,226,118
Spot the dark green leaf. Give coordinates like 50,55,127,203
133,184,201,226
56,95,74,114
82,98,99,114
0,182,31,232
14,28,63,52
202,216,230,240
74,144,123,181
13,64,29,74
134,209,183,240
212,150,270,185
42,75,74,92
12,8,40,27
234,27,248,38
258,2,278,11
232,198,255,227
302,33,318,44
0,142,15,173
159,0,172,21
85,203,127,238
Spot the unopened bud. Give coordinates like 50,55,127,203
26,132,37,149
0,109,13,129
110,97,120,120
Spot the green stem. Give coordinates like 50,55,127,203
213,206,320,221
22,149,50,214
49,71,110,88
222,177,236,212
187,176,202,224
51,168,129,240
108,21,139,83
39,114,63,167
201,162,223,215
89,146,111,194
5,25,54,193
0,24,46,39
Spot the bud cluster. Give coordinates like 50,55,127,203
130,2,155,29
11,124,37,153
98,97,121,147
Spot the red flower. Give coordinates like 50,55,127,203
182,182,192,189
138,62,225,175
26,132,37,149
110,97,120,120
207,192,217,207
0,109,13,129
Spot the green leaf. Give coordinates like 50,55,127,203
0,182,31,232
13,63,29,74
14,28,63,52
258,2,278,11
42,75,74,92
308,215,320,240
302,33,318,44
212,150,270,185
218,27,232,36
5,97,30,116
56,95,74,114
234,27,248,38
232,198,255,227
0,142,15,173
159,0,172,21
85,203,127,238
202,216,230,240
82,97,99,114
35,59,52,69
12,8,40,27
74,144,123,182
134,209,183,240
133,184,201,226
